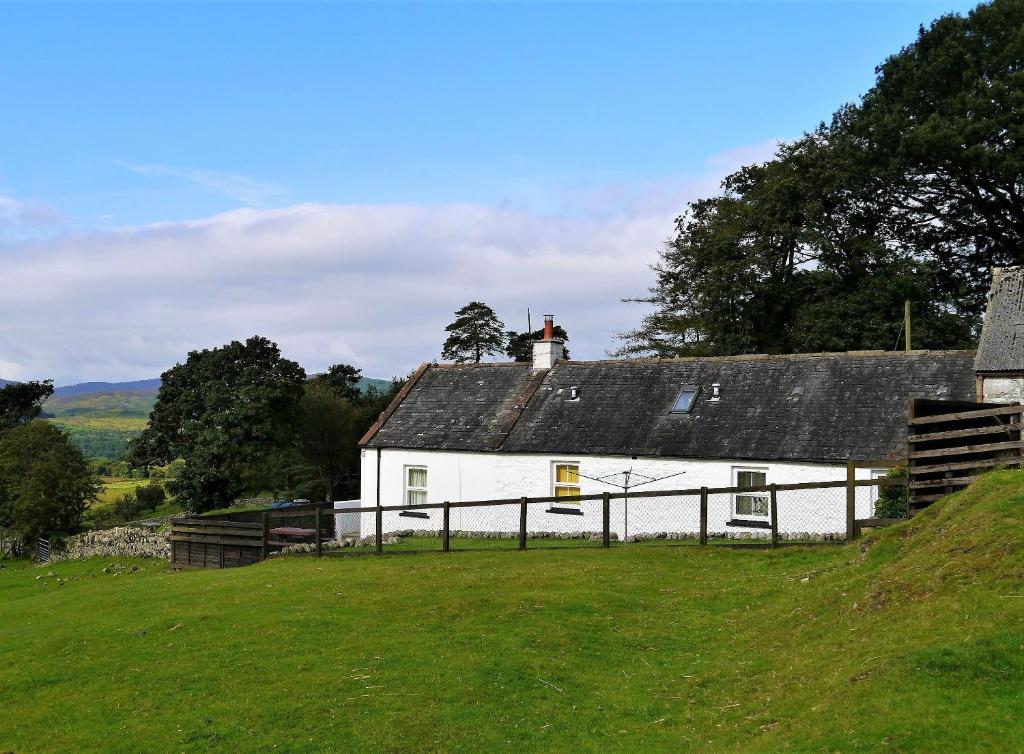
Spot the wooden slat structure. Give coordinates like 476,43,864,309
170,517,265,569
907,399,1023,513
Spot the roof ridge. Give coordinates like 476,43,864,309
427,349,977,370
430,361,528,369
555,349,976,366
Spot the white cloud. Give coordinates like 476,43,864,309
0,143,774,385
119,162,288,207
0,193,65,241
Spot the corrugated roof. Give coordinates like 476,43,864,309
976,267,1024,373
364,351,977,463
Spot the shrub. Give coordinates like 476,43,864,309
874,464,908,518
113,492,140,522
135,483,166,512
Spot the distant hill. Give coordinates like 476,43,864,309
3,375,390,396
54,378,161,397
0,374,394,459
357,376,392,393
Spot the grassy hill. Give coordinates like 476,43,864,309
1,472,1022,753
44,391,156,459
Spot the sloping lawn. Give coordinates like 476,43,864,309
1,472,1022,753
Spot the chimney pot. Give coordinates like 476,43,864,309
533,314,563,371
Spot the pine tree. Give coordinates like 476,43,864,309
441,302,506,363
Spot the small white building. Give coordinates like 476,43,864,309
976,266,1024,403
358,317,981,541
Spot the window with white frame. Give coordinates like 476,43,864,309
405,466,427,506
733,467,769,519
553,462,580,499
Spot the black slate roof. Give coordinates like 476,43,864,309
364,351,977,463
976,267,1024,373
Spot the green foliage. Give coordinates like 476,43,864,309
311,363,364,403
0,472,1022,751
292,382,357,503
0,421,100,544
620,0,1021,357
134,482,166,512
874,464,910,519
0,380,54,431
442,301,507,363
849,0,1024,316
110,483,165,523
127,336,306,512
288,375,405,501
505,325,571,362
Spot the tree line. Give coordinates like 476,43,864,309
127,336,403,513
618,0,1023,357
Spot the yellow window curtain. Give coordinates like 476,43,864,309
555,465,579,485
554,464,580,498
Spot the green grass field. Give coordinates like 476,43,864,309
1,472,1022,753
85,477,181,526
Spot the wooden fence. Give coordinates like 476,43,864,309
171,475,906,568
170,518,265,568
908,399,1023,513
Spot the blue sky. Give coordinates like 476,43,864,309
0,1,978,384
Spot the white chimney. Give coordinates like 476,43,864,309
532,314,564,372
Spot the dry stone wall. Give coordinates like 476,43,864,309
49,526,170,562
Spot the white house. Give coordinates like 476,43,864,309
358,313,985,541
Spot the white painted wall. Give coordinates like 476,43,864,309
359,448,887,540
333,500,361,536
981,376,1024,404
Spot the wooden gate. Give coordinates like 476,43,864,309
170,517,265,568
907,399,1023,512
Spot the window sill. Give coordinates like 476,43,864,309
399,510,430,519
726,518,771,529
546,506,585,516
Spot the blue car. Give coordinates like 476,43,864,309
269,498,310,510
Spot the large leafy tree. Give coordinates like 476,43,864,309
620,0,1019,356
850,0,1024,315
290,375,406,502
312,363,364,403
505,326,571,362
127,336,306,512
293,382,357,504
0,380,54,431
441,302,507,363
0,421,100,545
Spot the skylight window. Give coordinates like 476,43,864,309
671,385,700,413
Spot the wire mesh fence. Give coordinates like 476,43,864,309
181,473,909,567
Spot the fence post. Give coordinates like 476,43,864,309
375,505,383,556
846,462,856,541
699,487,708,546
314,506,322,558
602,492,610,548
769,484,778,548
443,501,450,552
519,497,528,551
261,512,270,560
